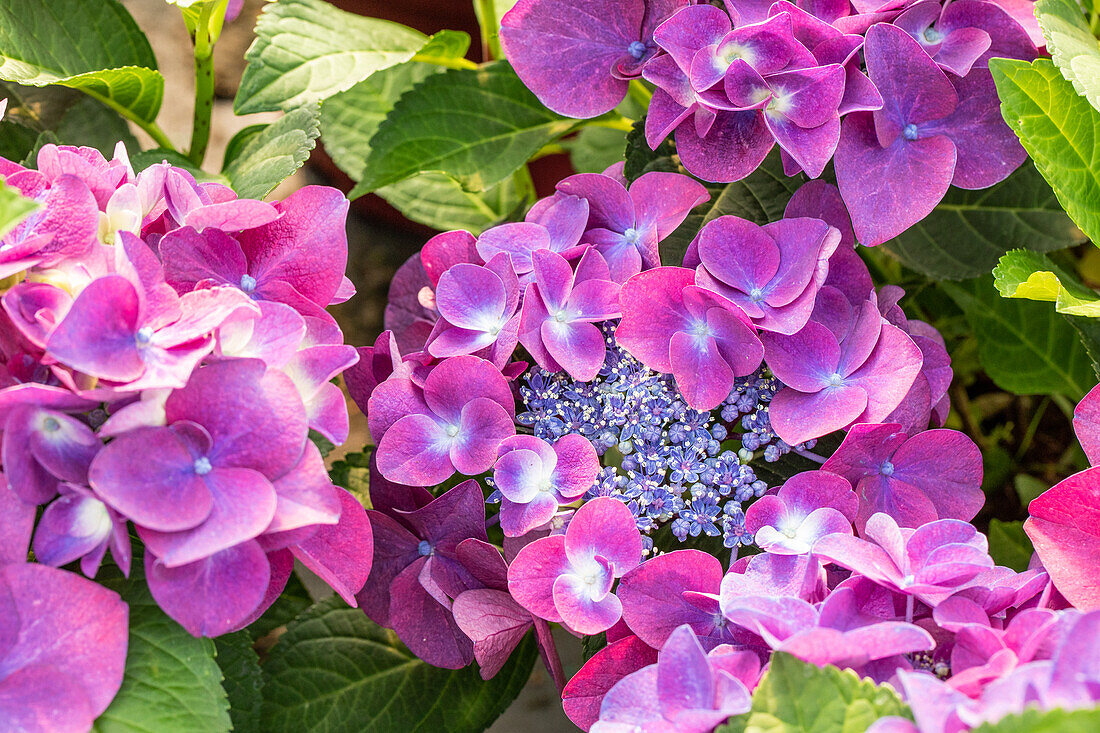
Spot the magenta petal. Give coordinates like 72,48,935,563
629,171,709,241
542,319,606,381
291,489,374,605
618,549,725,648
616,267,695,372
160,227,248,293
423,354,514,423
435,263,508,330
670,331,734,410
146,541,270,637
89,425,214,532
760,321,840,392
551,433,601,499
452,398,515,475
1025,468,1100,611
675,110,773,183
0,665,94,732
554,573,623,634
32,493,112,569
46,275,144,382
376,413,455,486
390,558,474,668
508,534,571,622
563,635,659,731
140,466,277,567
1075,383,1100,464
566,497,642,573
0,475,33,564
835,112,956,246
769,384,870,449
452,588,533,680
499,0,639,118
1,562,128,716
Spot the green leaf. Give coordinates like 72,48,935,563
971,707,1100,732
0,176,37,240
217,639,262,733
994,249,1100,316
260,596,536,733
1015,474,1049,505
215,631,263,733
221,123,267,170
234,0,429,114
991,58,1100,244
563,96,645,174
321,33,519,232
0,118,35,160
378,173,524,233
2,81,137,156
350,62,574,197
623,116,678,181
1067,311,1100,378
883,162,1083,280
223,106,320,199
941,276,1095,399
0,0,163,123
661,150,804,266
715,652,910,733
1036,0,1100,111
987,519,1034,572
93,577,231,733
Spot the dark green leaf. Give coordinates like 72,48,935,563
987,519,1034,571
0,0,163,123
260,596,536,733
0,118,38,160
715,652,910,733
93,577,231,733
350,62,574,196
582,633,607,662
971,707,1100,732
1067,313,1100,379
215,631,263,733
991,58,1100,244
623,116,677,181
883,162,1083,280
1035,0,1100,111
661,150,804,266
2,82,137,155
223,106,320,199
941,276,1095,399
235,0,429,114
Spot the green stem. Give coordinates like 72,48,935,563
529,143,566,162
77,87,176,152
512,163,536,206
628,79,652,107
584,114,635,132
476,0,499,61
187,3,217,166
410,53,479,70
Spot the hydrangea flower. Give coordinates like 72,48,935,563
359,480,488,668
368,355,516,486
555,170,708,282
693,215,840,335
493,433,600,536
562,634,659,731
833,24,1029,245
509,496,643,633
760,292,923,444
1024,466,1100,612
617,266,763,410
519,248,621,380
32,483,131,578
720,586,935,670
426,253,521,367
821,422,984,531
500,0,691,117
813,512,995,607
591,624,753,732
744,470,857,554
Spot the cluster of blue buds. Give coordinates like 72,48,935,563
516,322,803,553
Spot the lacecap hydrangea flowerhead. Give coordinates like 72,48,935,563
500,0,1039,245
341,151,1099,732
0,142,373,726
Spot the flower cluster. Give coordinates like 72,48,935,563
500,0,1038,244
0,141,374,725
349,156,998,726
